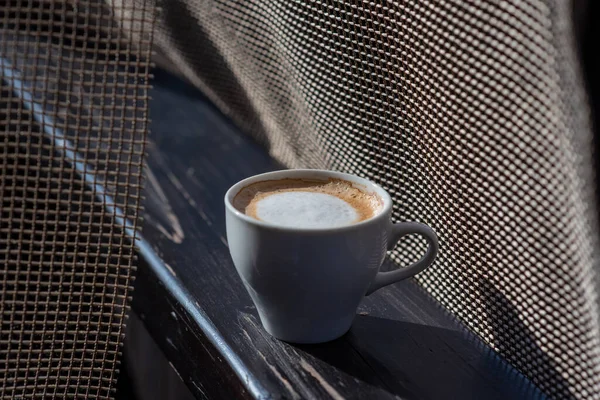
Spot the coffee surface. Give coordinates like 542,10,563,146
232,178,382,228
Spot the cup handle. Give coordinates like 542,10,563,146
366,222,439,295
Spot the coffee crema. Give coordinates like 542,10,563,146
232,178,383,228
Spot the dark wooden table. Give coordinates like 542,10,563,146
131,69,547,399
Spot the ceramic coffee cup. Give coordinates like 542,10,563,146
225,169,438,343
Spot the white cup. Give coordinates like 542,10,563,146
225,169,439,343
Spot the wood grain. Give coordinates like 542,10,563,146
134,69,547,400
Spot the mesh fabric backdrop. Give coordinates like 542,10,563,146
0,1,153,398
141,0,600,399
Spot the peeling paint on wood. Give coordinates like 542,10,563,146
258,352,301,400
300,358,345,400
164,263,177,277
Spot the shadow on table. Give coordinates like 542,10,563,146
295,317,427,399
296,311,552,400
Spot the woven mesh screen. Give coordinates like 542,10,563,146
0,1,153,398
142,0,600,399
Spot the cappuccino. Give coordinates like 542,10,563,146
233,178,382,228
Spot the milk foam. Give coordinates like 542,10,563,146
233,178,382,228
255,192,359,228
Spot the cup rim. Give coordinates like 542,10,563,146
224,169,392,233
